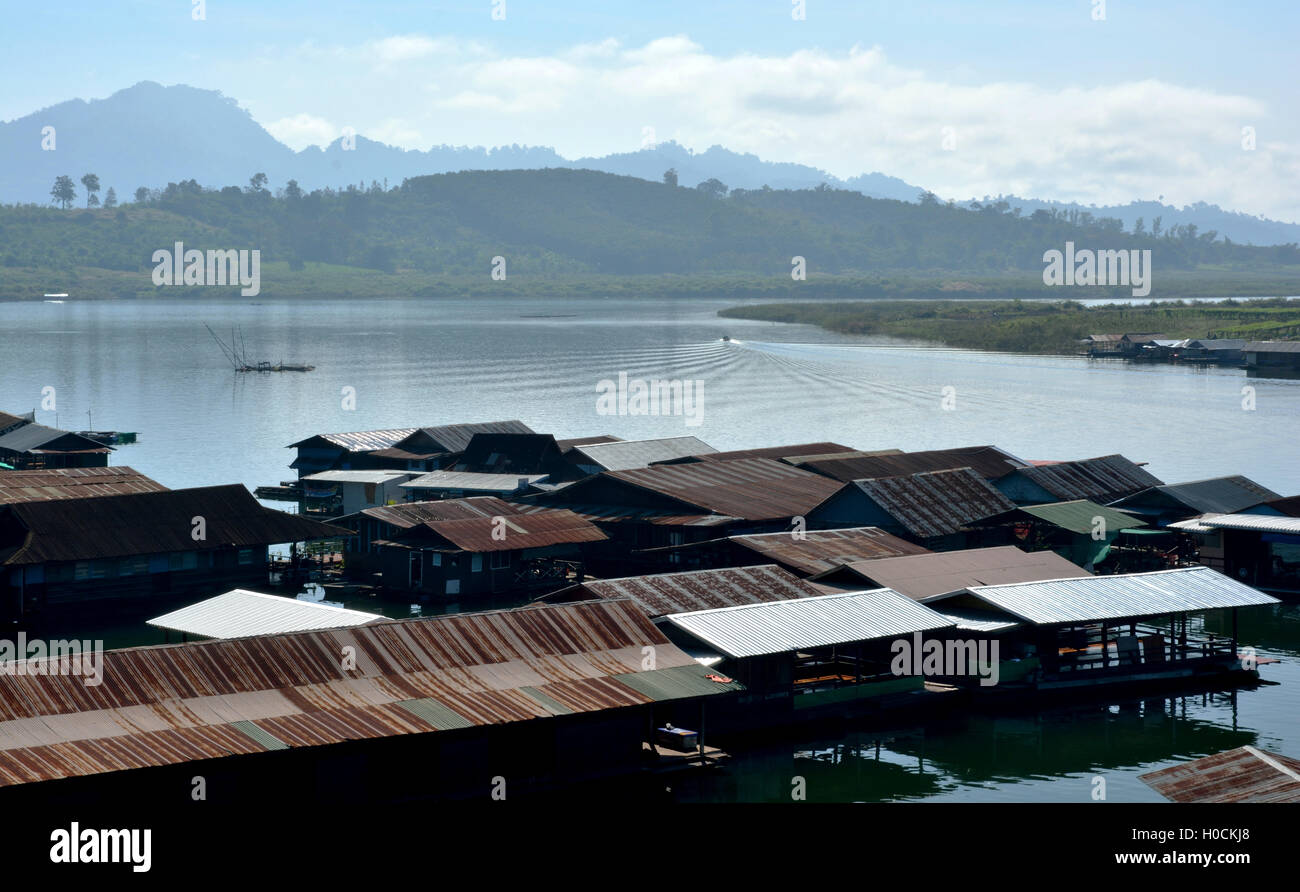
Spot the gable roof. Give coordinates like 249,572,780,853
453,432,562,473
357,496,527,528
402,420,536,455
0,599,741,787
817,546,1089,601
640,526,930,575
929,566,1278,625
542,564,824,617
0,424,111,455
1,485,348,565
663,589,956,659
398,508,607,553
830,467,1017,538
656,442,855,465
797,445,1028,482
977,499,1145,535
290,428,419,452
570,436,717,470
604,458,843,521
147,589,387,639
1113,476,1282,516
0,467,168,505
1004,455,1163,503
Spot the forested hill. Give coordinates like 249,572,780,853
2,168,1298,299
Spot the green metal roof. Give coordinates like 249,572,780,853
518,686,576,716
612,663,744,701
230,720,289,751
394,698,476,730
1018,500,1143,536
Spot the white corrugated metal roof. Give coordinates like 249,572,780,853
943,566,1278,626
1193,513,1300,535
662,589,955,659
1168,516,1218,533
302,470,414,484
401,471,547,491
147,590,387,639
571,436,716,470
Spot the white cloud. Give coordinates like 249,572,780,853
222,34,1298,220
264,113,339,150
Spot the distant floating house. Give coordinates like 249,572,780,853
1118,332,1167,356
1244,340,1300,371
807,467,1017,549
994,454,1163,506
633,526,930,575
299,470,418,516
1110,475,1281,526
334,496,607,598
289,420,535,477
0,485,347,621
1084,333,1123,355
530,458,844,572
810,546,1088,600
1178,338,1246,364
0,411,112,470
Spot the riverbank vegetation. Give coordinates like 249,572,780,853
718,299,1300,353
3,168,1299,300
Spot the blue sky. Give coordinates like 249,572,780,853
3,0,1296,217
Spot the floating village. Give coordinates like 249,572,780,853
0,408,1297,804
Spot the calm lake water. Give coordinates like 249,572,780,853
1,294,1297,803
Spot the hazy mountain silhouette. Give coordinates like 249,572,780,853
3,82,1296,245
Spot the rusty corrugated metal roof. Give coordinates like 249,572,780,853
359,496,526,528
636,526,930,574
797,445,1028,482
1,485,348,565
1140,746,1300,803
659,442,854,465
606,458,843,521
0,467,168,504
290,428,419,452
821,546,1089,601
397,508,608,553
1009,455,1163,503
845,468,1018,539
0,599,736,787
543,564,823,617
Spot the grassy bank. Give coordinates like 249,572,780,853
718,298,1300,353
5,264,1300,303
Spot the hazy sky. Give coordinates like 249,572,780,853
3,0,1296,219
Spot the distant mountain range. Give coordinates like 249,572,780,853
3,81,1297,246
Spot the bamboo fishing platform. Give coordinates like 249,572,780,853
205,323,315,373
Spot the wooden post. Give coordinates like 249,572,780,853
1101,621,1108,670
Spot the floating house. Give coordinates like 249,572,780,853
529,458,844,572
449,432,572,477
1110,475,1281,527
1139,746,1300,803
792,445,1029,483
299,470,417,516
1169,513,1300,593
0,599,743,804
334,497,607,598
924,566,1279,695
632,526,930,575
972,499,1145,568
147,588,387,641
0,485,347,622
810,546,1088,600
0,411,111,470
289,420,534,477
993,454,1162,505
0,466,167,504
1244,340,1300,371
1084,334,1123,355
659,589,959,724
1177,338,1247,364
539,564,827,617
807,467,1017,549
1119,333,1168,356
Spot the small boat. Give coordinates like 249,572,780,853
720,335,732,342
